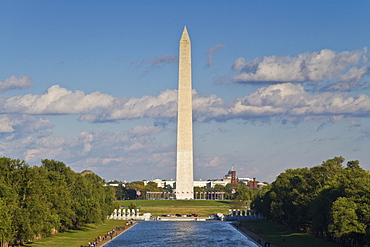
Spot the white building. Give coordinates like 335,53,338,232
150,179,230,189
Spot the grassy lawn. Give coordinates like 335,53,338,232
241,220,340,247
118,199,231,207
117,200,233,216
24,220,127,247
140,206,230,216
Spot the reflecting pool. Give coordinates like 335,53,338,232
105,221,260,247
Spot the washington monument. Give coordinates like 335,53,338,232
176,26,194,199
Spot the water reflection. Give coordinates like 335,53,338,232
105,221,260,247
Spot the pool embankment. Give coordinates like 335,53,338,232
99,222,136,247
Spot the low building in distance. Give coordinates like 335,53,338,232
106,169,267,189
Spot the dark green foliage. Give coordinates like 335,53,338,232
0,157,114,246
114,179,260,201
251,157,370,246
115,180,172,200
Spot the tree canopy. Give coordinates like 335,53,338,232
0,157,114,246
252,157,370,246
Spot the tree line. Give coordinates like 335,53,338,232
113,180,261,202
0,157,115,246
252,157,370,246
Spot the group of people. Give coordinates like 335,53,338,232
126,220,134,226
87,241,98,247
81,225,131,247
264,241,271,247
256,238,271,246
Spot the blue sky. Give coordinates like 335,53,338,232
1,1,370,183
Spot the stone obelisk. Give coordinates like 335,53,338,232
176,26,194,199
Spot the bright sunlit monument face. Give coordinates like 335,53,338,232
175,27,194,200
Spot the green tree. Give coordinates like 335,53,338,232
252,156,370,245
329,197,366,238
224,183,238,199
164,184,173,193
0,197,15,246
0,157,115,246
114,186,128,200
125,181,145,199
41,159,77,230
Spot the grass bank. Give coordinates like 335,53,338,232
241,220,340,247
24,220,128,247
117,200,233,216
140,206,230,216
118,199,231,207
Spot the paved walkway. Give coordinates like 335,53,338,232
80,222,136,247
232,223,276,247
100,223,136,247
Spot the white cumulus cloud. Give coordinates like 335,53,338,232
232,48,369,91
2,85,116,114
193,83,370,122
2,83,370,125
0,75,32,93
0,121,173,178
0,114,53,137
79,89,178,122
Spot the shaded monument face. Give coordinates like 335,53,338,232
176,27,194,199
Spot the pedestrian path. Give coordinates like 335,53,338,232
80,222,137,247
232,223,276,247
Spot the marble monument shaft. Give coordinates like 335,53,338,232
176,27,194,199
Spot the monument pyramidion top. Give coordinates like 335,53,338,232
180,26,190,43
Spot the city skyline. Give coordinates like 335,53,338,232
1,1,370,183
